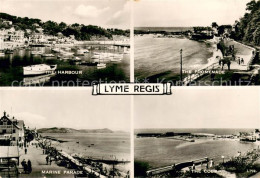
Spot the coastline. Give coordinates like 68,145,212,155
40,132,131,176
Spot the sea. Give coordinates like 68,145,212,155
135,128,259,168
134,28,213,82
41,132,130,162
0,45,130,86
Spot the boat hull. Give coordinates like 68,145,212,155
23,65,57,76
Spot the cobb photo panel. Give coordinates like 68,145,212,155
134,88,260,177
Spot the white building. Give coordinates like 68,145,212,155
0,111,25,148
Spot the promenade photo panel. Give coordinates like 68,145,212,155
134,88,260,177
134,0,260,86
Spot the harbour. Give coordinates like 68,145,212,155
0,43,130,86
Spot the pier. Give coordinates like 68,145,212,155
146,157,209,176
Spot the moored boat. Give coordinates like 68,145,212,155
52,48,61,53
31,51,43,55
41,53,55,57
23,64,57,76
5,49,14,54
97,63,106,69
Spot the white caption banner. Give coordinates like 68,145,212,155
92,83,172,95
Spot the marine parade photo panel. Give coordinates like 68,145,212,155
0,88,131,177
0,0,130,86
134,0,260,86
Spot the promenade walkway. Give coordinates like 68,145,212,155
18,145,74,177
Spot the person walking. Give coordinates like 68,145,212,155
27,160,32,174
21,159,26,172
49,157,52,165
241,58,244,64
25,148,27,154
227,60,231,71
46,155,49,165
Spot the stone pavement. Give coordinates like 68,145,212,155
18,145,74,177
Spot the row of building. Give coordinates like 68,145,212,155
0,111,25,147
0,27,76,50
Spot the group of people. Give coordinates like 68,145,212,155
21,159,32,174
237,57,244,65
45,155,53,165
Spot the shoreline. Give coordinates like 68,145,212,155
39,133,131,176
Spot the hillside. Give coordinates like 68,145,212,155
37,127,113,133
0,12,129,40
231,0,260,46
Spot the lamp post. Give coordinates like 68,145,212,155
180,49,183,86
221,155,225,163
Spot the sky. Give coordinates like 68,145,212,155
0,0,130,29
134,0,251,27
0,88,131,131
135,87,260,129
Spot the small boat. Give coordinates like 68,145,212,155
74,52,85,56
81,61,98,66
41,53,55,57
52,48,61,53
91,54,101,59
0,52,5,56
78,49,89,53
63,47,71,51
23,64,57,76
5,49,14,54
110,58,122,62
97,63,106,69
31,51,43,55
62,51,74,56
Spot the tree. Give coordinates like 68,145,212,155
211,22,218,28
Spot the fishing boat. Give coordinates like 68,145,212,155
23,64,57,76
41,53,55,57
31,51,43,55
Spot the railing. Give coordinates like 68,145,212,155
146,157,209,176
183,62,220,85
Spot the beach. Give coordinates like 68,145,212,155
40,132,131,176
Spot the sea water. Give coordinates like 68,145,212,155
134,35,213,82
135,128,258,168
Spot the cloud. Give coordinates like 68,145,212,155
14,112,47,129
107,1,130,28
74,5,110,18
